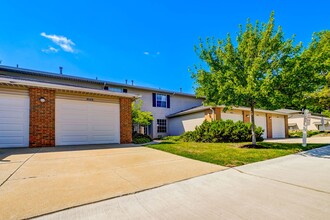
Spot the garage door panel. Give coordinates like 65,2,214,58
56,99,120,145
0,123,27,130
90,135,116,143
0,93,29,148
57,114,88,122
60,135,89,143
57,124,89,132
0,136,24,144
90,125,115,132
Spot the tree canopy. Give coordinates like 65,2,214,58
192,12,303,145
193,12,302,110
132,100,153,126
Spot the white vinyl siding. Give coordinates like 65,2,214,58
168,112,205,136
221,112,243,122
0,93,29,148
55,98,120,145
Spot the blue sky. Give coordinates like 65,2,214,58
0,0,329,93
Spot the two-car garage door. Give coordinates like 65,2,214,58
55,98,120,146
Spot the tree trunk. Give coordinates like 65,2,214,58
251,104,257,146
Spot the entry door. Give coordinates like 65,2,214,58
55,99,120,145
0,93,29,148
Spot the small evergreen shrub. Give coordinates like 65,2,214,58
162,136,181,141
180,120,264,143
132,132,153,144
289,130,321,138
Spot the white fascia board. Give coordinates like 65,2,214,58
0,77,140,99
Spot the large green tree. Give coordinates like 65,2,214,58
278,30,330,113
192,12,301,145
302,31,330,113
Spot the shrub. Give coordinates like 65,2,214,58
289,130,321,138
132,132,153,144
162,136,181,141
180,120,264,143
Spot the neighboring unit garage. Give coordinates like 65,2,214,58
272,115,285,138
0,90,29,148
55,97,120,145
255,113,267,139
167,106,288,139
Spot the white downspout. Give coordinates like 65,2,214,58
210,108,215,121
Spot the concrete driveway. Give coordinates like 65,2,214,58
0,144,224,220
36,146,330,220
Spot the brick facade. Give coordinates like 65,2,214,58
29,88,55,147
120,97,133,144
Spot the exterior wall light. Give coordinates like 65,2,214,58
39,97,46,103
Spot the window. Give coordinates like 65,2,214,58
152,93,170,108
104,86,127,93
157,119,167,133
156,94,167,108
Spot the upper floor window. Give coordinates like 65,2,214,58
152,93,170,108
156,94,167,108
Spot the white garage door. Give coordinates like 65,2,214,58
222,112,243,122
255,115,267,139
0,93,29,148
272,116,285,138
56,98,120,146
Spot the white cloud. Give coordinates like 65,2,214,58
143,51,160,57
41,32,76,53
41,46,59,53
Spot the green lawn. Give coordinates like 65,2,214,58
147,141,326,167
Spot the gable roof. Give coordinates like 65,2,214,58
0,75,139,99
0,65,199,98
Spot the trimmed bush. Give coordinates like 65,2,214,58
132,132,153,144
180,120,264,143
289,130,321,138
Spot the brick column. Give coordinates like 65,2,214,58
266,113,272,139
284,115,289,138
215,108,221,120
243,111,250,123
120,97,133,144
29,88,55,147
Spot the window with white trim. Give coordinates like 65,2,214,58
156,94,167,108
157,119,167,133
